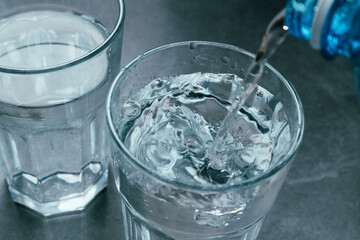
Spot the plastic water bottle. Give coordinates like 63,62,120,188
285,0,360,98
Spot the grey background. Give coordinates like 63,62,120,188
1,0,359,239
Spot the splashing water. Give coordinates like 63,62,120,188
117,9,291,186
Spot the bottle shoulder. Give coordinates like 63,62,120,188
286,0,360,58
285,0,319,40
321,0,360,58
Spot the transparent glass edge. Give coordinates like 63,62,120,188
0,0,125,74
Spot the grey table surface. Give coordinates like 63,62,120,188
1,0,360,239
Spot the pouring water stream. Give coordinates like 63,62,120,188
205,9,289,182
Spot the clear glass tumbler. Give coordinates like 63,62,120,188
0,0,125,216
107,41,304,239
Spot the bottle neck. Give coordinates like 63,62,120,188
286,0,360,58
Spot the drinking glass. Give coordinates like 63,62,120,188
0,0,125,216
107,41,304,239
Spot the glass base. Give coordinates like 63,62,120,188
121,198,265,240
8,170,108,216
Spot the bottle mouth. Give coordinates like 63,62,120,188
310,0,335,49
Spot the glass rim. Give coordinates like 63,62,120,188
0,0,125,74
106,41,305,192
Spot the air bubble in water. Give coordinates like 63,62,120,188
184,136,202,152
189,42,198,49
222,74,235,85
121,99,141,118
151,78,164,89
220,56,230,64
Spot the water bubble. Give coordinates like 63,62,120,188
159,139,170,152
145,140,172,167
189,42,198,49
220,56,230,64
176,107,186,118
256,91,263,97
192,55,199,61
121,99,141,118
199,164,230,184
176,130,183,141
184,136,202,151
192,85,204,92
230,62,238,69
194,203,247,227
222,74,235,85
151,78,164,89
